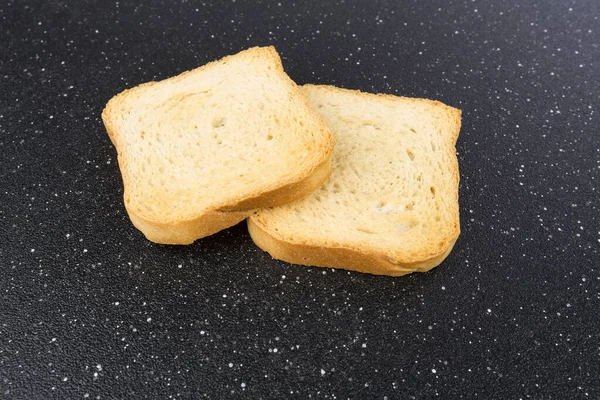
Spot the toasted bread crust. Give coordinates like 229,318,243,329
123,156,332,244
248,217,458,276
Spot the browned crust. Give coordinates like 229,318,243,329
129,207,249,245
248,84,462,275
101,47,334,244
123,156,332,244
247,217,458,276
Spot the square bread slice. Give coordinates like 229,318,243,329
102,47,333,244
248,84,461,276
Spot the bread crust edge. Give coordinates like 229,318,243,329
122,156,331,244
247,217,458,276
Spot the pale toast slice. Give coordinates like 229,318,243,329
102,47,333,244
248,84,461,276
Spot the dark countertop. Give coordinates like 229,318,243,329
1,0,598,398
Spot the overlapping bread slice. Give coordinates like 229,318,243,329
102,47,333,244
248,85,461,276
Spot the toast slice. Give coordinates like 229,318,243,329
102,47,333,244
248,85,461,276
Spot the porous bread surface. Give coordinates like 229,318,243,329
248,84,461,276
102,47,333,244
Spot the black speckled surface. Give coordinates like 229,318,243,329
1,0,599,398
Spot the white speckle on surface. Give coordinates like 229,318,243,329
2,1,599,397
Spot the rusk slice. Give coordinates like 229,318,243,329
102,47,333,244
248,84,461,276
